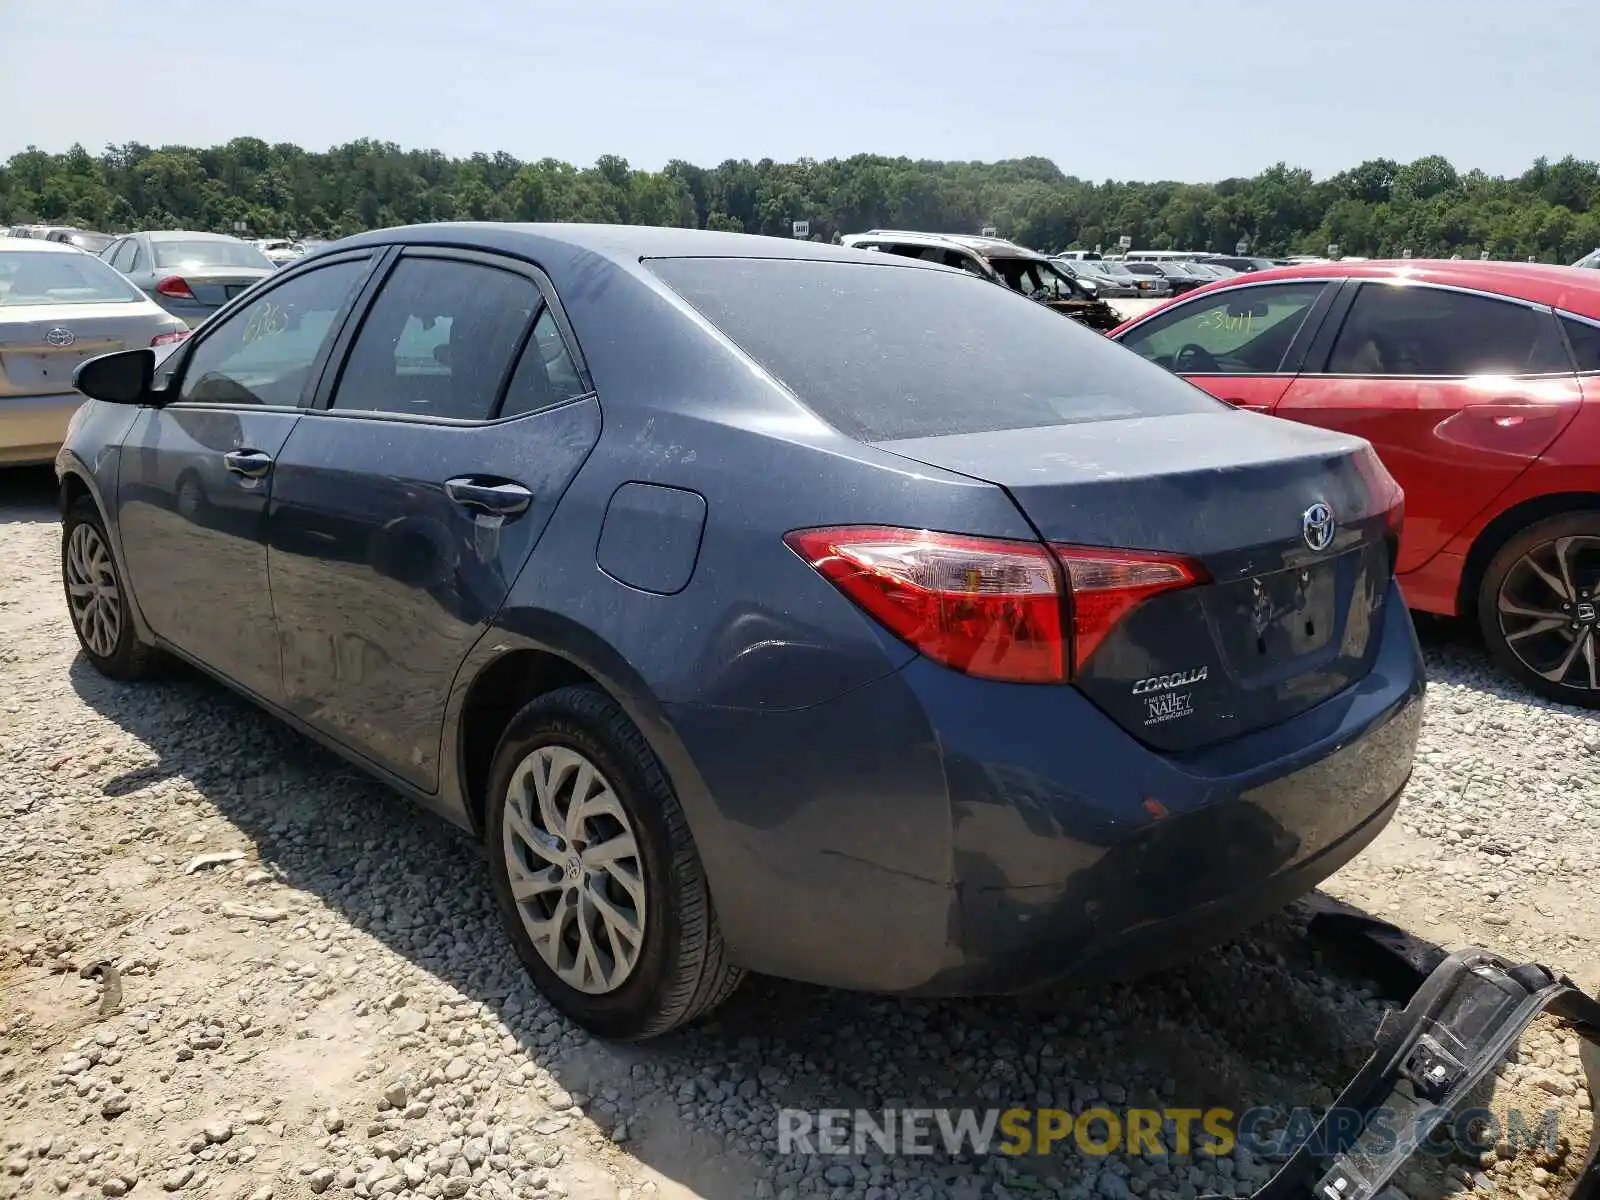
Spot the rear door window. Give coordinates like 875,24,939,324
1325,284,1570,376
647,256,1223,443
1117,283,1329,374
330,256,541,421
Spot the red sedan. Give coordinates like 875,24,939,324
1109,260,1600,707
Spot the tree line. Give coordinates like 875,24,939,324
4,138,1599,262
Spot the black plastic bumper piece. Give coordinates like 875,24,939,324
1210,910,1600,1200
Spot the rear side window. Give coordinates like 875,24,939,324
647,257,1221,442
500,308,587,419
1326,284,1570,376
331,257,541,421
0,250,143,306
1561,316,1600,373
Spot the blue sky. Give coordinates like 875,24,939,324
3,0,1595,180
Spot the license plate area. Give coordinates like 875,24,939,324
0,343,121,389
1213,556,1340,671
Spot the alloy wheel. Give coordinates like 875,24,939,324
1495,534,1600,693
501,745,647,994
65,523,123,659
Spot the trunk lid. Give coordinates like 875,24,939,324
0,302,165,397
161,267,272,308
876,410,1400,752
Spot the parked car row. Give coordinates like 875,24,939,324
35,218,1600,1049
6,224,117,255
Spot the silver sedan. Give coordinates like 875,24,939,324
0,237,189,467
99,231,276,327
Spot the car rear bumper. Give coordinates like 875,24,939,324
0,392,84,466
667,580,1425,995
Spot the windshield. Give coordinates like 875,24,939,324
69,232,114,253
1096,262,1135,278
648,257,1220,443
152,239,273,270
0,249,143,306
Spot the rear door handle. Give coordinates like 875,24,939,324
223,449,274,478
443,477,533,517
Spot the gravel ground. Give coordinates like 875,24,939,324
2,465,1596,1200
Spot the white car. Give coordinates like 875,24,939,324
255,238,306,268
0,236,190,467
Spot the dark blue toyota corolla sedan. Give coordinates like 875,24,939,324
57,223,1424,1039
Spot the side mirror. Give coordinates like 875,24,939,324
73,348,157,405
1225,299,1271,319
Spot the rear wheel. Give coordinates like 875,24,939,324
483,685,742,1039
1478,511,1600,708
61,496,163,681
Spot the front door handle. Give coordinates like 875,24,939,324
443,477,533,517
223,449,274,478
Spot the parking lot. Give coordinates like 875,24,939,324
1,461,1596,1200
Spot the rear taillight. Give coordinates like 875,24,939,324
784,526,1206,683
155,275,193,299
1383,489,1405,574
151,329,191,347
785,526,1064,682
1051,546,1207,672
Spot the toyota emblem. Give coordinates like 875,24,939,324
44,327,76,347
1302,502,1336,552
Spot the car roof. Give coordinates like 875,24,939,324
340,222,961,270
0,234,82,255
1164,259,1600,321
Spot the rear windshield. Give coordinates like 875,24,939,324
647,257,1223,442
0,250,142,306
152,239,272,270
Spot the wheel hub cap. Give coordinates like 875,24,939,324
64,523,123,659
1496,534,1600,692
501,745,646,995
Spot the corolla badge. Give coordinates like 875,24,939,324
1302,501,1335,552
44,327,76,347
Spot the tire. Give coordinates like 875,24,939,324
1477,510,1600,709
483,685,742,1039
61,496,164,681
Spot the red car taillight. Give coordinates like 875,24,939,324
151,329,191,346
784,526,1206,683
155,275,193,299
